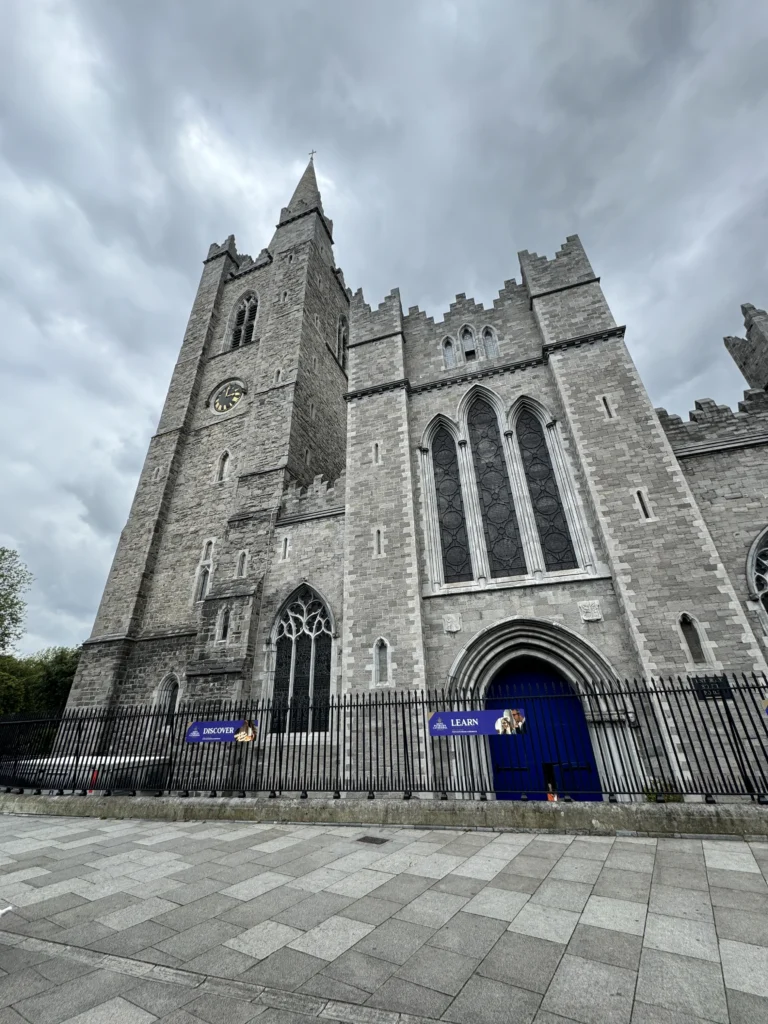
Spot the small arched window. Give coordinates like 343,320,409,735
443,338,456,369
374,638,389,685
232,295,258,349
158,676,179,727
482,327,499,358
203,541,213,562
337,315,349,370
196,566,210,602
217,452,230,482
236,551,247,578
219,606,230,643
680,614,706,664
461,327,476,362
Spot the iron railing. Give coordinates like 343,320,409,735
1,675,767,802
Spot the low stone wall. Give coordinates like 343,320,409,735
1,792,766,837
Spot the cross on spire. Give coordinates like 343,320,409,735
309,149,316,160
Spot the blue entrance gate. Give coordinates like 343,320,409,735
485,660,602,800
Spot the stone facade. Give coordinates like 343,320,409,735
69,160,768,713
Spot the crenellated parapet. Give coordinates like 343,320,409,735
349,287,404,343
724,303,768,390
518,235,598,297
279,471,347,522
657,390,768,457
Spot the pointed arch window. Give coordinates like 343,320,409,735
516,409,577,572
158,675,179,726
680,614,706,664
374,638,389,686
461,327,476,362
217,451,230,482
232,295,258,349
337,315,349,369
271,587,332,734
432,427,473,583
482,327,499,358
219,606,230,643
443,338,456,369
468,399,526,577
236,551,247,578
748,528,768,626
196,566,210,602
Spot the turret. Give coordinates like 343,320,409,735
725,303,768,390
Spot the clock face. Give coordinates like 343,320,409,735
212,381,244,413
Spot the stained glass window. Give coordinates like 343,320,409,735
516,409,578,572
753,534,768,618
432,427,473,583
271,587,332,733
467,400,526,578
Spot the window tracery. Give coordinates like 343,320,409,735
231,295,257,349
516,409,577,572
431,426,473,583
272,587,332,733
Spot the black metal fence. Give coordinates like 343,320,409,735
1,675,767,802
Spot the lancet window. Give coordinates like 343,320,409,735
231,295,258,349
423,393,589,589
271,587,332,734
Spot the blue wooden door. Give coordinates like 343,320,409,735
485,662,602,800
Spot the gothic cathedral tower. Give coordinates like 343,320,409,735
69,159,350,707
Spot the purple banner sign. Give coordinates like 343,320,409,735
185,720,258,743
429,709,526,737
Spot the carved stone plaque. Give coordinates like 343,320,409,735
443,613,462,634
578,600,602,622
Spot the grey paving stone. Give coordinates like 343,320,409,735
56,995,156,1024
541,953,635,1024
706,868,768,893
151,894,238,932
394,890,468,929
338,897,400,927
0,947,50,973
365,978,451,1018
548,857,602,885
367,875,433,904
395,944,479,996
273,892,355,930
250,1010,320,1024
508,903,580,944
580,896,646,936
34,959,97,984
122,979,200,1016
8,893,87,921
89,922,177,957
322,950,398,994
501,856,552,880
225,921,302,961
237,948,325,990
720,938,768,998
443,975,541,1024
154,920,243,961
630,1003,712,1024
534,1012,580,1024
13,968,140,1024
709,886,768,913
296,973,369,1005
257,989,325,1018
654,851,706,870
49,922,116,949
593,867,651,904
648,884,712,922
715,906,768,947
155,881,223,905
604,850,655,874
644,913,719,963
651,865,709,892
429,910,507,958
726,987,768,1024
478,930,564,994
131,948,184,969
429,874,486,897
50,894,139,929
179,945,259,979
567,924,642,971
288,916,374,962
488,872,542,895
531,879,592,914
563,841,612,863
351,919,434,965
0,969,53,1008
185,993,261,1024
0,1007,29,1024
220,887,310,929
636,948,728,1023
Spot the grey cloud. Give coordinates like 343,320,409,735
1,0,767,653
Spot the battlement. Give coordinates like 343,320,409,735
518,235,596,297
350,287,404,343
656,389,768,454
724,303,768,390
279,471,347,520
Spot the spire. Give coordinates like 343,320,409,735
286,154,323,216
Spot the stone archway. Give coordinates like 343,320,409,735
441,617,644,800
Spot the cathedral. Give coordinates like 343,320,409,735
69,158,768,739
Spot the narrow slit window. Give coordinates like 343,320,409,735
374,443,380,464
196,566,209,602
236,551,247,577
602,396,614,419
217,452,230,482
482,327,499,358
680,614,706,663
637,490,651,520
375,639,389,685
281,537,289,560
443,338,456,369
275,369,281,384
220,606,230,642
203,541,213,561
375,529,382,556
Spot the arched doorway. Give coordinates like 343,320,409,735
486,656,602,801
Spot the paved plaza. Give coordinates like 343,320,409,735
0,814,767,1023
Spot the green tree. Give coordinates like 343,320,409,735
26,646,82,712
0,547,33,654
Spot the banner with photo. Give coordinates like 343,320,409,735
185,719,258,743
428,709,526,737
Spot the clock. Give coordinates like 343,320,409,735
212,380,244,413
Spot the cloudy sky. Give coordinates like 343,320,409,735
1,0,767,655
